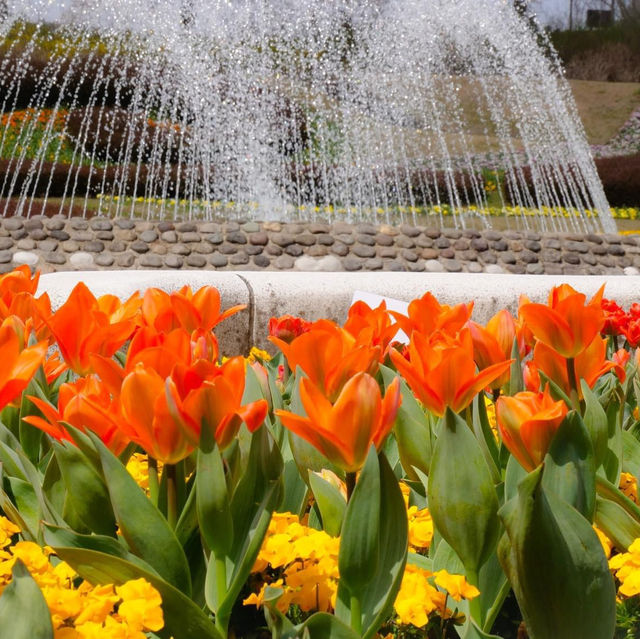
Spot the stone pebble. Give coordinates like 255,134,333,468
0,218,633,274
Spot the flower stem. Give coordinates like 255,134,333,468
467,569,482,624
166,463,178,529
566,357,580,411
148,457,159,506
214,556,228,636
350,594,362,635
346,471,357,503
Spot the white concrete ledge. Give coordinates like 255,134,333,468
39,271,640,353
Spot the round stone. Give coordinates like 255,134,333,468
526,263,545,274
401,249,418,262
117,253,136,267
10,229,27,241
16,239,36,250
294,255,341,271
442,258,462,272
205,233,224,245
62,240,80,253
249,232,268,246
375,233,393,247
400,224,421,237
285,244,304,257
45,218,66,231
0,251,12,263
353,244,376,258
253,255,270,268
69,252,95,269
44,252,66,265
272,233,296,247
274,255,295,269
140,254,163,268
170,244,191,255
96,231,114,241
164,255,184,269
395,236,415,249
90,219,113,231
130,240,150,253
181,232,202,243
0,238,14,250
467,262,483,273
241,222,261,233
115,219,136,230
470,238,489,251
161,231,178,243
297,234,317,246
330,243,349,257
485,264,505,274
49,230,70,241
210,254,229,268
218,243,237,255
434,237,450,249
624,267,640,276
342,257,363,271
194,243,214,254
4,218,24,230
177,222,198,233
108,241,126,253
364,257,383,270
200,222,221,233
140,230,159,243
317,234,335,246
386,260,406,271
69,218,89,230
29,229,47,241
95,254,115,267
230,252,250,265
84,241,105,253
186,254,207,267
72,231,94,242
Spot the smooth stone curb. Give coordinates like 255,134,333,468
39,271,640,354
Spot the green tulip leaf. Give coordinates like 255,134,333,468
581,380,609,470
463,621,502,639
197,428,233,557
336,450,408,639
0,559,53,639
602,402,622,486
380,365,433,479
622,430,640,481
594,495,640,550
43,524,159,574
508,337,524,396
53,440,117,536
46,545,221,639
337,446,380,594
472,394,500,483
541,411,596,520
206,426,283,633
309,470,346,536
498,466,616,639
87,432,191,595
428,408,500,575
291,612,360,639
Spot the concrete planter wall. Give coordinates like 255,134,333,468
39,271,640,355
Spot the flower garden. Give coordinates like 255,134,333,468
0,265,639,638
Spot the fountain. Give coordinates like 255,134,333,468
0,0,617,233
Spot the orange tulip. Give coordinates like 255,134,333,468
0,316,47,410
182,357,268,450
275,373,401,472
141,286,245,334
391,292,473,339
118,357,267,464
468,309,525,391
344,300,400,358
46,283,137,375
519,284,604,358
268,314,312,344
25,375,129,454
496,385,569,471
270,319,380,401
390,329,512,417
532,336,625,399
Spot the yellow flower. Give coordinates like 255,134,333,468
609,538,640,598
0,516,20,548
395,564,446,627
619,472,638,505
115,578,164,632
74,584,118,625
407,506,434,550
247,347,271,363
433,570,480,601
594,526,613,559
